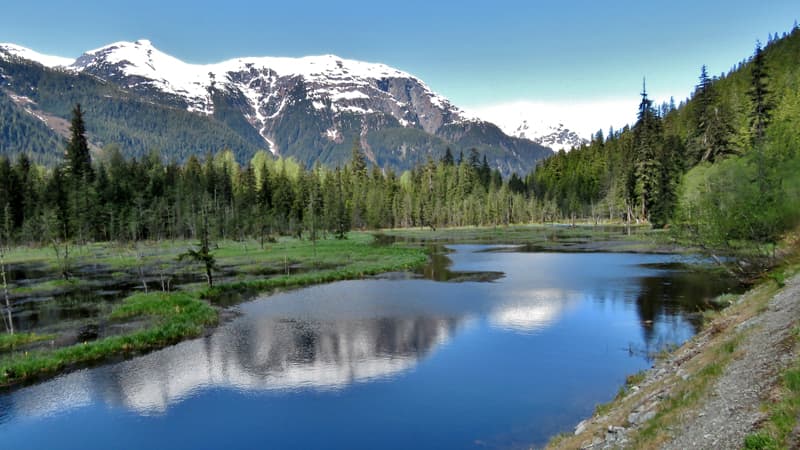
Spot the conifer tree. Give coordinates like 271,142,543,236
257,162,272,209
349,138,368,228
691,65,734,163
632,80,664,222
749,41,772,146
748,40,775,196
350,138,367,177
65,104,93,182
441,147,455,166
179,208,218,287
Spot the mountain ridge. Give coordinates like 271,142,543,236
0,40,552,174
510,120,587,152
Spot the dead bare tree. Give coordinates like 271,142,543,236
51,234,72,281
0,242,13,335
134,242,148,293
159,267,171,292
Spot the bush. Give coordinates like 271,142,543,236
673,149,800,277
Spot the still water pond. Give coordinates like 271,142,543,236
0,246,738,449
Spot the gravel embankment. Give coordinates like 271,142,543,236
559,273,800,450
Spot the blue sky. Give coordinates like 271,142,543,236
1,0,797,134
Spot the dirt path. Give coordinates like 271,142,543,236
662,273,800,449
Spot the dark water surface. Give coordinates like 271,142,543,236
0,246,739,449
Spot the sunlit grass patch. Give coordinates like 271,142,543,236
0,332,55,352
0,292,217,386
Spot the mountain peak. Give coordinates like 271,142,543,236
0,39,552,174
513,120,587,152
470,107,589,152
63,39,468,128
0,43,74,68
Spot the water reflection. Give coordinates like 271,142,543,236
0,246,741,450
489,288,580,333
7,304,465,416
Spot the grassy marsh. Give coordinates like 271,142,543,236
0,232,429,386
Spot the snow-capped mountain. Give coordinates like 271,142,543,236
0,40,551,173
508,120,587,152
0,43,74,68
470,104,590,152
68,40,467,142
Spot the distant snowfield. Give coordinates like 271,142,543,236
0,43,74,68
468,99,641,144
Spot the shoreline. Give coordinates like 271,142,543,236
0,225,729,398
549,268,799,449
0,233,428,388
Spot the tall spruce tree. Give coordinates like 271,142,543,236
749,41,772,146
692,65,713,161
749,40,774,195
632,80,664,222
65,104,93,182
441,147,455,166
350,138,367,177
349,138,368,228
692,65,734,163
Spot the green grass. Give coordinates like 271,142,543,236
4,232,423,276
1,245,56,264
743,328,800,449
626,370,647,387
382,223,671,253
12,279,85,295
743,433,780,450
0,292,217,386
709,293,739,308
385,223,644,242
0,332,55,352
770,270,787,288
203,242,427,301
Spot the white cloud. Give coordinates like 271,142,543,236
466,97,652,140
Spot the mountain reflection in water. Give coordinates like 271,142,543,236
0,246,740,450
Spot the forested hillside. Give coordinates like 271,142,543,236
528,25,800,266
0,56,265,165
530,25,800,221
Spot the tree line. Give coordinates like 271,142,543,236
0,105,570,248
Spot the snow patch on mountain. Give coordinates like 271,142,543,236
509,120,587,152
61,40,468,134
72,40,215,113
0,43,74,68
470,100,640,151
0,40,552,174
469,104,589,151
474,112,587,152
